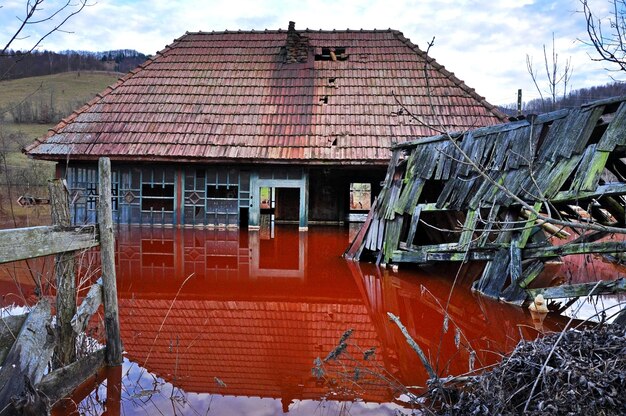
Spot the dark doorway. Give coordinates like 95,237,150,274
275,188,300,222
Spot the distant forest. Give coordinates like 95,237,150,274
0,49,148,80
499,81,626,116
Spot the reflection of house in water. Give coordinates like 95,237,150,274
113,227,568,408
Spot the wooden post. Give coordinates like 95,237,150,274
49,179,76,368
98,157,123,366
105,364,122,416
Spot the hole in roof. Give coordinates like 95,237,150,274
315,47,349,61
328,77,336,85
331,138,337,146
320,96,329,104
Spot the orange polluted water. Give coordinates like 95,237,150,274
50,225,568,415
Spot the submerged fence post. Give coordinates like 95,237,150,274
98,157,123,365
49,179,76,368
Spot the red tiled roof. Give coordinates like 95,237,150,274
25,27,506,165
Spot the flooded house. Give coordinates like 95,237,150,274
24,22,505,229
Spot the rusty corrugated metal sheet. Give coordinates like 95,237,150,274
25,28,506,164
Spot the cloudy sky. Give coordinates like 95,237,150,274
0,0,623,105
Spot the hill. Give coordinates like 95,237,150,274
499,81,626,115
0,49,147,81
0,71,121,226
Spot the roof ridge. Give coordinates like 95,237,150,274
389,31,507,122
182,28,397,36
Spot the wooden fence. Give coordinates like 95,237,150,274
0,157,121,414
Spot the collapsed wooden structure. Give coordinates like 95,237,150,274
346,97,626,305
0,158,121,414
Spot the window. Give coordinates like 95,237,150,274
206,185,238,199
350,183,371,211
141,184,174,211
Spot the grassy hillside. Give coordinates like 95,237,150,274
0,71,122,135
0,71,121,226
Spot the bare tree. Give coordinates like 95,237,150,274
1,0,89,57
0,0,89,226
526,33,573,113
581,0,626,72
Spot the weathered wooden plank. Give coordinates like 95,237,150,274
570,106,604,155
477,204,500,246
473,248,510,298
392,247,497,263
405,205,422,248
536,116,569,162
71,280,103,335
580,151,610,192
550,182,626,203
518,260,545,289
0,226,98,264
0,300,54,413
498,233,527,304
527,277,626,299
415,142,441,179
0,314,27,365
599,196,625,225
383,179,403,220
344,198,379,260
394,175,416,214
534,108,569,123
392,132,463,150
457,210,478,249
383,215,404,264
427,251,495,262
405,178,425,214
49,179,77,369
523,241,626,258
449,176,479,210
376,217,385,251
518,203,542,248
98,158,123,366
433,141,451,180
581,95,626,109
597,102,626,151
570,145,610,193
36,348,106,409
509,234,522,282
500,260,545,305
470,119,529,138
468,170,506,210
365,217,377,252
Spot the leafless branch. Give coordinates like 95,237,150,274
1,0,90,57
581,0,626,72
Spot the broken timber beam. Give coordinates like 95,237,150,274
36,348,106,409
392,240,626,263
526,277,626,299
71,279,103,335
0,300,54,415
0,225,98,264
0,315,27,365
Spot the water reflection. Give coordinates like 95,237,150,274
0,224,575,414
47,224,563,415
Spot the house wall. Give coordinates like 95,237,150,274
61,163,384,228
